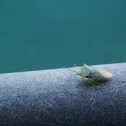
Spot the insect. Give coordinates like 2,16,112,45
69,64,112,89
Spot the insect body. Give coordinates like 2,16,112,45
70,64,112,88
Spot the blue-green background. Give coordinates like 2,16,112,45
0,0,126,73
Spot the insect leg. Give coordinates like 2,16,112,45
76,77,84,87
74,64,81,67
74,64,77,67
88,79,98,89
74,64,82,67
90,80,102,86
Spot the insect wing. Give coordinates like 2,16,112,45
88,67,112,79
98,69,112,79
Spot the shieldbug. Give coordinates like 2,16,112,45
69,64,112,89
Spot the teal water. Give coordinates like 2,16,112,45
0,0,126,73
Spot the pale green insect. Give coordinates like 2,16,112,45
69,64,112,89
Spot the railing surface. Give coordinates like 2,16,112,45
0,63,126,126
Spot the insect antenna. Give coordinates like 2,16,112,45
67,68,79,74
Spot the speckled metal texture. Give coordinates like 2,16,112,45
0,63,126,126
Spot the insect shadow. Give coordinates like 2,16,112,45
79,79,111,90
